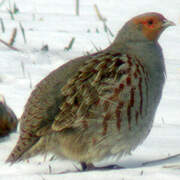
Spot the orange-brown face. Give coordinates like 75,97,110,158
132,13,174,41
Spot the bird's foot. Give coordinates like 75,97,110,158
81,162,124,171
56,163,124,174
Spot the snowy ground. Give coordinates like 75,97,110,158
0,0,180,179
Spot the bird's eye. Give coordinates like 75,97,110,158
147,19,153,25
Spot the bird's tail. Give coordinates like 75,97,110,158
6,134,39,164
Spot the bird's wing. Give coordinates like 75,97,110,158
51,51,144,133
20,54,97,137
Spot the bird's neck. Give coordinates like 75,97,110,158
108,40,166,80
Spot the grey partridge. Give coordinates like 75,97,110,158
6,12,174,171
0,95,18,138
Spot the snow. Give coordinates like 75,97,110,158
0,0,180,179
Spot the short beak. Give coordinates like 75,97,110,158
162,19,176,27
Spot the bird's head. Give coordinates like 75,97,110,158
130,12,175,41
113,12,175,46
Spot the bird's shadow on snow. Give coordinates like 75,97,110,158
113,153,180,169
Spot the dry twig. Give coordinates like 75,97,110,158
9,28,17,46
0,38,19,51
94,4,106,22
142,153,180,166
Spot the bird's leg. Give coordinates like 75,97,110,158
81,162,124,171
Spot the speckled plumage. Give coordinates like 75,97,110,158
6,12,174,169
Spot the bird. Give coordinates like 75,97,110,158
0,95,18,138
6,12,175,171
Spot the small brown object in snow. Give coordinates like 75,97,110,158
0,95,18,138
